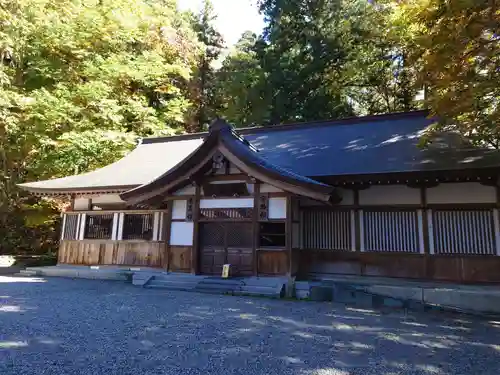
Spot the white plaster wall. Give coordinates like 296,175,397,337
170,222,194,246
91,194,124,205
426,182,496,204
74,198,90,211
200,198,253,208
269,197,287,219
173,185,196,195
172,200,187,219
246,183,255,194
260,184,283,193
359,185,421,205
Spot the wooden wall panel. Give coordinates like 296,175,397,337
299,250,500,283
169,245,192,273
58,240,166,268
258,251,288,275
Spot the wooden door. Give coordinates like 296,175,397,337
199,222,253,276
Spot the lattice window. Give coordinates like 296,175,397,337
84,214,114,240
122,213,154,240
200,208,253,220
226,223,253,248
200,223,225,247
62,214,79,240
362,210,419,253
303,209,352,250
432,209,496,255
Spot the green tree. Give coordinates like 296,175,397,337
0,0,200,253
215,31,268,127
392,0,500,147
216,0,420,126
189,0,225,132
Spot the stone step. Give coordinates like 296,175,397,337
235,285,284,298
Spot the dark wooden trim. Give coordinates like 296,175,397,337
354,189,361,254
428,203,497,210
286,195,293,276
192,184,201,274
204,173,253,183
171,218,188,222
164,195,196,201
496,185,500,208
70,194,76,211
420,187,430,278
318,169,500,187
199,218,253,222
252,183,260,276
301,203,497,211
164,201,172,271
267,192,290,198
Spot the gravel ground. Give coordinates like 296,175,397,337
0,276,499,375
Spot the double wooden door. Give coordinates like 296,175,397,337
199,222,253,276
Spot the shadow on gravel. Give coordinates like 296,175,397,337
0,277,499,375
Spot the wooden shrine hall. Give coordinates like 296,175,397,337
19,111,500,283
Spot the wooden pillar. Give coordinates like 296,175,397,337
420,186,432,278
191,185,201,275
353,189,363,276
252,182,260,276
495,185,500,256
164,201,173,271
286,194,293,277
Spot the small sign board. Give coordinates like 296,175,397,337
222,264,231,278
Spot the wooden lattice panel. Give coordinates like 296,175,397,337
200,207,253,220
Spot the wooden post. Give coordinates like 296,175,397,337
191,184,201,275
353,189,364,276
252,182,260,276
285,194,293,297
164,201,173,271
353,189,361,252
420,186,432,278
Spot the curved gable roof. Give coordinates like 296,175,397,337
121,119,337,204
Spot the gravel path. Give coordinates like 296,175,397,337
0,276,499,375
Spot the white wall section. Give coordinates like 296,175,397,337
173,186,196,195
427,182,496,204
260,184,283,193
170,222,194,246
200,198,253,209
74,198,90,211
269,197,287,219
359,185,420,205
172,200,187,219
91,194,124,205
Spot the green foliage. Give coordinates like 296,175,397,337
391,0,500,147
216,0,421,126
0,0,200,254
188,0,225,131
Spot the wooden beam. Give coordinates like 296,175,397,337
191,184,201,275
204,173,253,183
252,182,260,276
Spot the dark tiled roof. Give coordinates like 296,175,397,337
18,111,500,193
